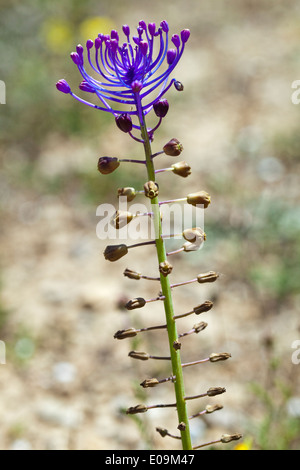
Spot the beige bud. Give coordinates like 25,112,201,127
193,321,208,333
113,328,137,340
128,351,150,361
187,191,211,208
123,268,141,280
126,404,148,415
159,260,173,277
207,387,226,397
117,187,136,202
209,352,232,363
221,433,243,444
197,271,219,283
140,378,159,388
112,210,133,229
171,161,191,177
193,301,214,315
205,404,223,414
144,180,159,199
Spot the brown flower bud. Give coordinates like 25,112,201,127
125,297,146,310
126,404,148,415
187,191,211,208
163,138,183,156
113,328,137,340
193,301,214,315
128,351,150,361
97,157,120,175
115,113,133,133
112,210,133,229
117,187,136,202
207,387,226,397
144,180,159,199
209,352,232,363
140,378,159,388
156,427,168,438
177,422,186,431
174,80,184,91
221,433,243,444
104,244,128,262
159,260,173,277
123,268,141,280
193,322,208,333
205,404,223,414
197,271,219,284
173,340,181,350
171,161,191,178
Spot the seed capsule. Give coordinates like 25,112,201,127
207,387,226,397
103,244,128,261
113,328,137,340
144,180,159,199
125,297,146,310
193,301,214,315
98,156,120,175
123,268,141,280
221,434,243,444
128,351,150,361
140,378,159,388
126,404,148,415
197,271,219,283
163,138,183,156
187,191,211,208
209,352,232,363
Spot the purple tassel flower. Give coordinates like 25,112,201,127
56,20,190,138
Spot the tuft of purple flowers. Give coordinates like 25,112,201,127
56,20,190,137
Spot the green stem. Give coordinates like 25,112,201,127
135,94,192,450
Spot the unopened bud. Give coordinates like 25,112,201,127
114,328,137,340
205,404,223,414
115,113,133,133
173,340,181,350
183,227,206,251
153,99,169,118
174,80,184,91
193,301,214,315
104,244,128,261
171,161,191,177
118,187,136,202
156,427,168,438
177,422,186,431
126,404,148,415
193,322,208,333
163,138,183,156
128,351,150,361
221,433,243,444
187,191,211,208
123,268,141,280
207,387,226,397
197,271,219,283
98,156,120,175
112,210,133,229
125,297,146,310
209,352,231,363
159,261,173,277
144,180,159,199
140,378,159,388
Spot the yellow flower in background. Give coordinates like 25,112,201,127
234,439,252,450
42,19,73,54
79,17,116,42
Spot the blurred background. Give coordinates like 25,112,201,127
0,0,300,450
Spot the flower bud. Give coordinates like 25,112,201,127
171,161,191,177
56,79,71,94
114,328,137,340
79,80,95,93
153,99,169,117
187,191,211,208
115,113,133,133
193,301,214,315
98,157,120,175
177,422,186,431
174,80,184,91
123,268,141,280
111,210,133,229
144,181,159,199
126,404,148,415
183,227,206,251
197,271,219,283
193,322,208,333
206,404,223,414
167,49,176,65
163,138,183,156
156,427,168,437
128,351,150,361
140,378,159,388
209,352,232,363
131,80,143,92
173,340,181,350
207,387,226,397
125,297,146,310
159,261,173,277
104,244,128,262
117,187,136,202
221,434,243,444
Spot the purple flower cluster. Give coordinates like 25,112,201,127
56,20,190,133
